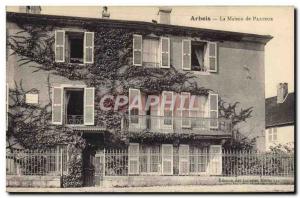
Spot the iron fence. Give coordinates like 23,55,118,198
103,149,294,177
6,148,68,176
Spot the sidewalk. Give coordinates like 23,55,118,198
7,184,294,193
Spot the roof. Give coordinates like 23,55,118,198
265,93,295,128
6,12,272,44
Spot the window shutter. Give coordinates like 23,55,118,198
84,32,94,64
128,143,139,175
133,34,142,66
160,37,170,68
162,144,173,175
162,91,174,129
129,88,141,127
179,145,189,175
207,42,217,72
55,30,65,62
6,84,8,129
209,93,218,129
181,92,191,128
84,87,95,125
209,145,222,175
182,39,191,70
52,87,63,125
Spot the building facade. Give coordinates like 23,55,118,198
6,8,272,186
265,83,294,151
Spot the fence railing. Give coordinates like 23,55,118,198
6,148,68,176
122,115,232,136
103,149,294,177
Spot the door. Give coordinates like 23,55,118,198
94,151,105,186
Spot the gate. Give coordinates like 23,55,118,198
94,151,105,186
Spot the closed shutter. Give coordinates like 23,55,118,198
162,91,174,129
160,37,170,68
209,145,222,175
129,88,141,127
133,34,142,66
209,93,218,129
84,87,95,125
182,39,191,70
179,145,189,175
128,143,139,175
55,30,65,62
207,42,217,72
52,87,63,125
162,144,173,175
181,92,191,128
84,32,94,64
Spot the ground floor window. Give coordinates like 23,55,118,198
140,145,161,174
190,146,208,173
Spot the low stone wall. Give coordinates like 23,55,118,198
103,176,294,187
7,175,61,188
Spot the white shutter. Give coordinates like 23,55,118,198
52,87,63,125
128,143,139,175
162,144,173,175
55,30,65,62
133,34,142,66
161,91,174,129
209,93,218,129
84,32,94,64
160,37,170,68
129,88,141,127
181,92,191,128
179,145,189,175
182,39,191,70
84,87,95,125
209,145,222,175
207,42,217,72
6,83,8,129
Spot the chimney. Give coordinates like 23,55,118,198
277,83,288,103
102,6,110,19
19,6,41,14
157,7,172,24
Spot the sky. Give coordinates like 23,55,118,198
6,6,294,98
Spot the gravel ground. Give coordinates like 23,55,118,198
7,185,294,193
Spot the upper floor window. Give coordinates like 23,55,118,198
133,34,170,68
182,40,217,73
55,30,94,64
52,86,95,125
268,128,277,142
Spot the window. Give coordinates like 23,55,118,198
191,95,209,129
55,30,94,64
268,128,278,142
64,88,84,125
133,34,170,68
191,41,207,72
182,40,217,73
190,146,208,173
143,38,160,67
67,32,84,64
140,145,161,174
181,92,191,128
52,86,94,125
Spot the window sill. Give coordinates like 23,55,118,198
191,70,210,75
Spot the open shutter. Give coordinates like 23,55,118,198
84,87,95,125
162,144,173,175
129,88,141,128
207,42,217,72
128,143,139,175
52,87,63,125
182,39,191,70
133,34,142,66
181,92,191,128
84,32,94,64
160,37,170,68
209,145,222,175
179,145,189,175
55,30,65,62
209,93,218,129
